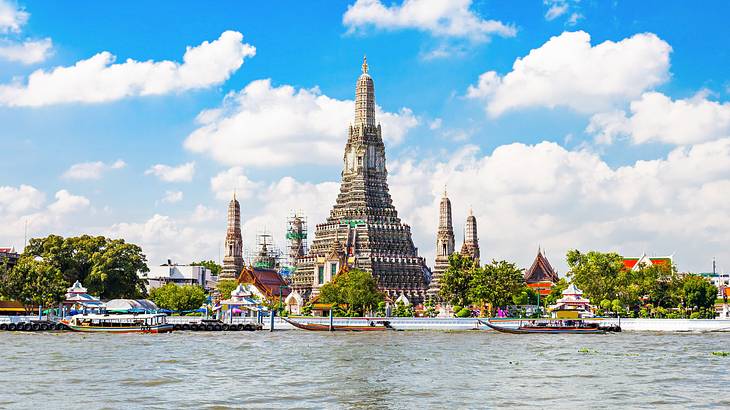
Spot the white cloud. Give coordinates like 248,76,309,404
466,31,672,117
0,0,27,33
386,139,730,273
190,204,220,223
429,118,442,130
210,167,261,200
47,189,90,214
0,184,44,214
62,159,126,180
185,79,419,167
0,30,255,107
588,91,730,145
544,0,569,20
160,190,183,204
0,37,52,64
343,0,516,42
145,162,195,182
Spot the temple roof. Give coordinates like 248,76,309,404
623,253,672,270
238,267,290,300
524,249,559,284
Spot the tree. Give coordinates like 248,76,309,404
319,269,383,316
439,253,479,306
20,234,149,299
84,239,149,299
512,287,539,306
0,256,67,309
216,279,238,300
567,250,625,303
681,275,717,317
149,284,206,312
545,277,569,306
190,260,222,277
393,301,414,317
470,260,525,316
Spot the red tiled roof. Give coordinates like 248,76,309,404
623,257,671,270
525,250,559,284
238,267,290,300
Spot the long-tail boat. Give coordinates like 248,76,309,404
283,317,395,331
480,319,616,334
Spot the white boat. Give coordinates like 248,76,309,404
62,313,173,333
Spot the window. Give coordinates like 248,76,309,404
331,263,337,275
318,266,324,284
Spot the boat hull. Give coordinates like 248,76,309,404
283,317,393,331
63,321,174,334
481,320,605,334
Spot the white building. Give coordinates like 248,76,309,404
141,260,217,291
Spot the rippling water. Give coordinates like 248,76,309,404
1,330,729,409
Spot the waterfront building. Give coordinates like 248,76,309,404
426,190,455,300
291,57,430,303
237,265,290,303
0,247,19,271
221,283,262,319
459,208,480,263
63,280,104,314
524,248,559,296
221,193,244,279
622,253,673,271
143,260,216,291
549,283,593,318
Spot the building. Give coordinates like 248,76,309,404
426,190,455,300
62,280,104,314
460,208,480,263
524,248,559,296
622,253,673,271
237,265,291,303
0,247,20,271
221,193,244,279
143,260,215,291
549,283,593,319
291,57,430,303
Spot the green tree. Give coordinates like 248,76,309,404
190,260,222,277
84,239,149,299
216,279,238,300
0,256,67,309
392,301,414,317
545,277,569,306
470,260,525,316
681,275,717,316
566,250,625,303
149,283,206,312
512,287,539,305
319,269,384,316
439,253,479,306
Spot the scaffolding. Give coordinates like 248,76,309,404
244,229,283,270
286,211,308,268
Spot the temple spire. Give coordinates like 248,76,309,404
362,55,368,73
354,56,375,127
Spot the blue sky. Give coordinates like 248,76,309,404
2,0,730,274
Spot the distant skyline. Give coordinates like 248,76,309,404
2,0,730,274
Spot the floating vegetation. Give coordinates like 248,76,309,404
711,351,729,357
578,347,598,354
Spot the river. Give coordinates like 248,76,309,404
1,330,728,409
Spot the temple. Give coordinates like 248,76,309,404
623,253,673,271
524,248,559,296
291,57,431,303
220,193,244,279
460,208,480,263
426,190,455,299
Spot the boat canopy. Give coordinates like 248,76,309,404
105,299,159,312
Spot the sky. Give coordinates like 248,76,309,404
2,0,730,275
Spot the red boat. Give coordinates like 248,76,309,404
283,317,395,331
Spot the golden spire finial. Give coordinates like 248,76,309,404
362,55,368,73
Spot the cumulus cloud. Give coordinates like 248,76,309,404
0,31,255,106
343,0,516,42
184,79,419,167
0,0,27,33
0,184,44,214
210,166,261,200
544,0,582,25
588,91,730,145
0,37,52,64
145,162,195,182
190,204,220,223
47,189,90,214
466,31,672,117
62,159,126,180
387,139,730,273
160,190,183,204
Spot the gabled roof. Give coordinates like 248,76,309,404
238,267,290,300
524,249,559,284
623,253,672,270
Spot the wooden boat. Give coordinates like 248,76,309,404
479,319,607,334
61,313,174,333
283,317,395,331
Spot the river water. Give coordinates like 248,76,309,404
1,330,728,409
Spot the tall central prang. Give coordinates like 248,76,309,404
292,57,430,303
